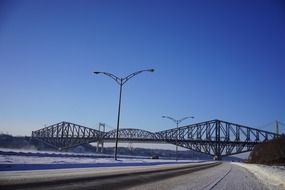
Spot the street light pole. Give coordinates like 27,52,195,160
115,80,123,160
94,69,154,160
162,116,194,161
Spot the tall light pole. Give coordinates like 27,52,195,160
162,116,194,161
94,69,154,160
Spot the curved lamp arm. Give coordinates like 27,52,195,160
93,71,121,85
94,69,154,86
162,115,194,125
178,116,195,124
162,116,178,124
122,69,154,85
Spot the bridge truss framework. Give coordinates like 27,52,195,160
32,119,279,159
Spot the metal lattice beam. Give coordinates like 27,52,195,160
103,128,158,143
32,121,103,150
155,120,278,158
31,119,280,157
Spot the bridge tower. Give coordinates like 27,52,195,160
214,120,222,160
97,123,105,152
275,120,279,135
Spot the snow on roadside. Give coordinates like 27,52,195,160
0,148,200,165
1,155,100,164
0,155,195,164
0,148,108,157
0,148,204,171
233,162,285,189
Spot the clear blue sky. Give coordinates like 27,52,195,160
0,0,285,136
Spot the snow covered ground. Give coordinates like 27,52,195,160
233,162,285,189
0,148,113,157
0,148,201,171
0,155,194,164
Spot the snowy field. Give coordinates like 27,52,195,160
0,148,201,171
0,148,115,158
233,162,285,189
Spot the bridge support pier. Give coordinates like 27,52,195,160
214,120,222,160
213,155,222,160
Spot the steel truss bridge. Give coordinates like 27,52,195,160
32,119,279,159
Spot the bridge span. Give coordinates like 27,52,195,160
32,119,279,159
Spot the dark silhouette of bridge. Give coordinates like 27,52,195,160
32,119,279,159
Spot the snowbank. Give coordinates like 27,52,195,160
233,162,285,189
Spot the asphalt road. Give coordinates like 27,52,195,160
1,162,279,190
128,162,273,190
0,162,219,190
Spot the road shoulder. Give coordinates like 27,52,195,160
233,162,285,189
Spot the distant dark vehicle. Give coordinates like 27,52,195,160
150,155,159,159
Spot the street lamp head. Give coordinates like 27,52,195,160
148,69,155,72
93,72,101,74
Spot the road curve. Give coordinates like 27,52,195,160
0,162,219,190
128,162,280,190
